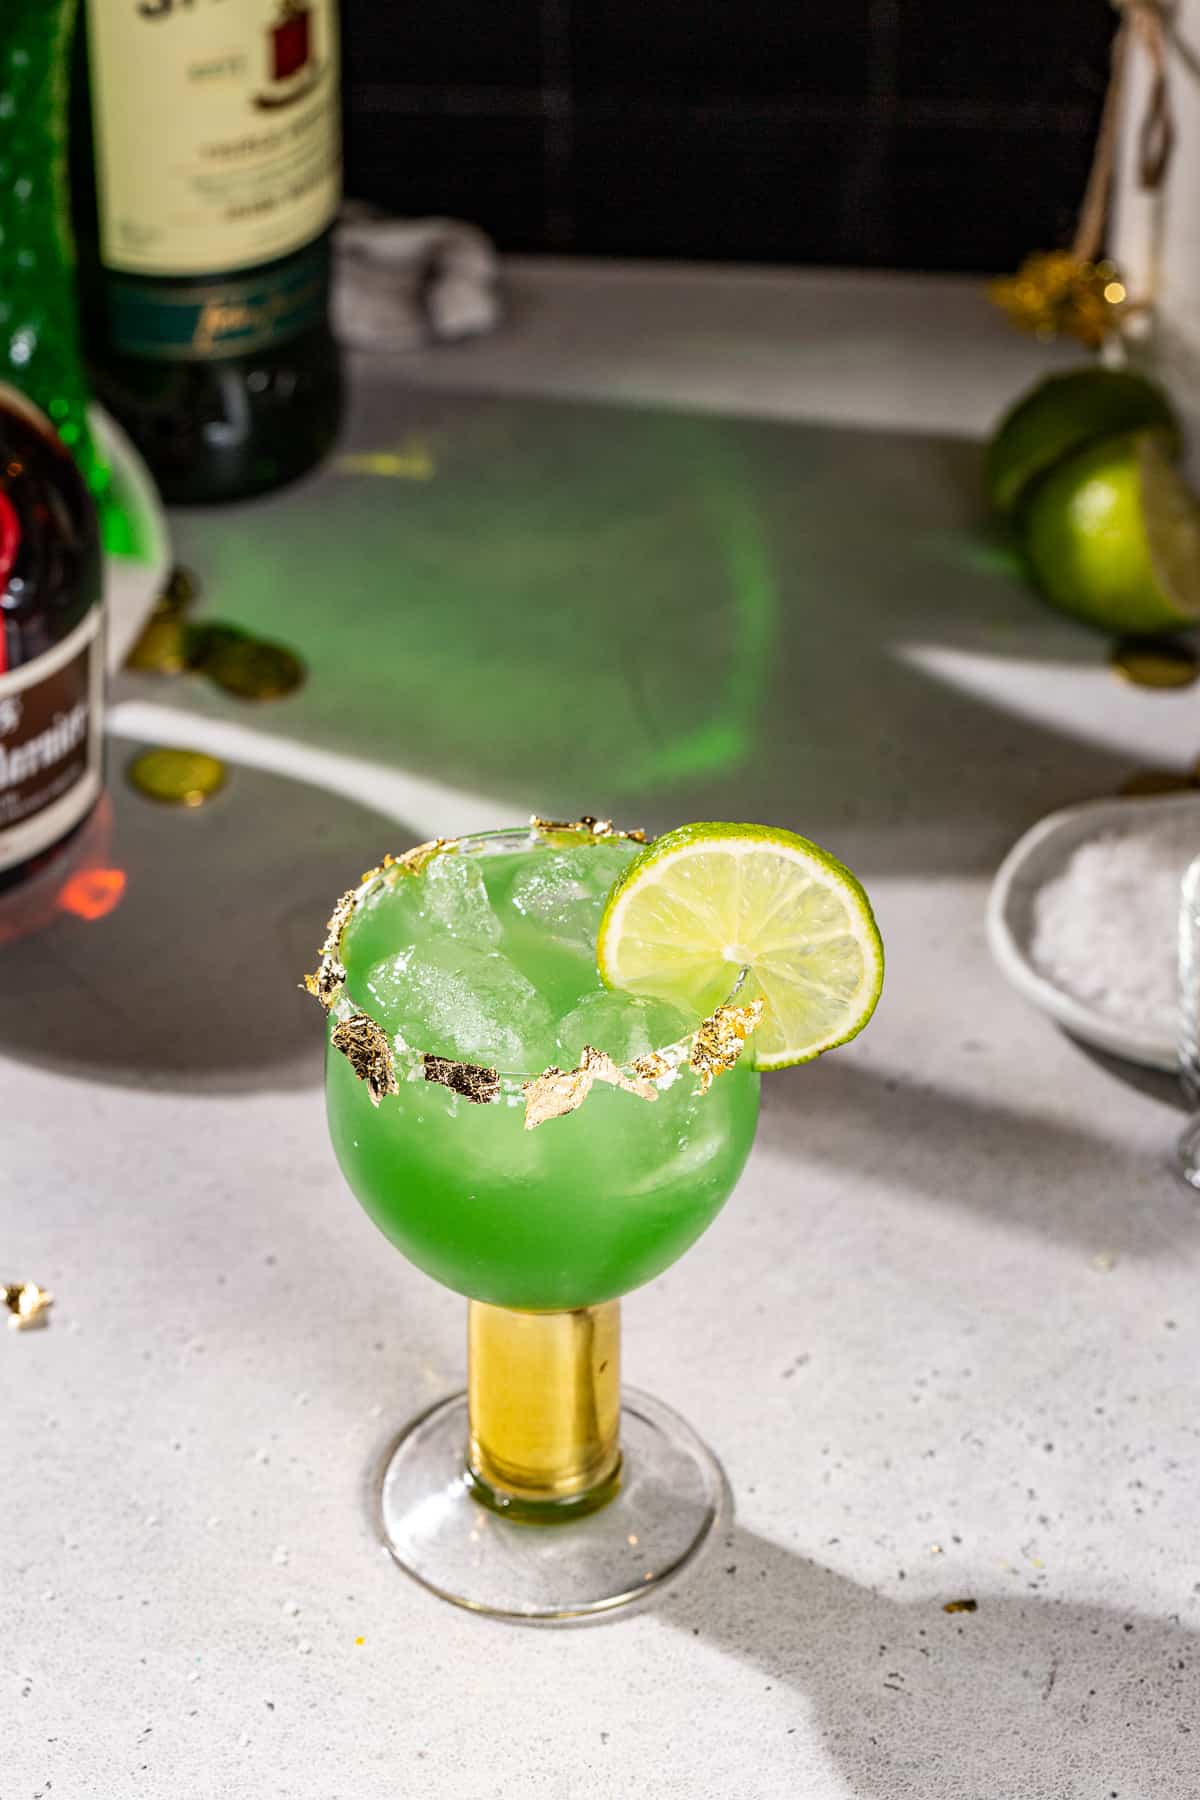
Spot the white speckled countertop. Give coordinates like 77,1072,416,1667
4,260,1199,1799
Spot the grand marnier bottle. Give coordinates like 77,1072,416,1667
0,387,104,894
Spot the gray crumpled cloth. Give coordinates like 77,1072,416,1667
332,203,503,351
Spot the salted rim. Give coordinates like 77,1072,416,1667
303,815,762,1126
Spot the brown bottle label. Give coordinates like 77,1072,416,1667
0,608,104,873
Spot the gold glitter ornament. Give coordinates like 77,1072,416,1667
989,1,1174,348
689,999,765,1093
330,1012,399,1106
988,253,1129,349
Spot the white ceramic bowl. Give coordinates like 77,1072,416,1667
987,791,1200,1074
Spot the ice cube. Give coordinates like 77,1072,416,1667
365,939,555,1068
419,852,501,946
555,988,692,1067
505,843,637,949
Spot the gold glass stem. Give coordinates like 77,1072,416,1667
467,1299,622,1516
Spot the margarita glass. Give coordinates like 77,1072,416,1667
316,820,761,1620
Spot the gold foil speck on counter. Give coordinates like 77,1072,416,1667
423,1055,501,1105
4,1282,53,1331
689,999,764,1093
523,1045,659,1131
330,1013,399,1106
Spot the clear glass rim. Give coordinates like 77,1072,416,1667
336,822,752,1087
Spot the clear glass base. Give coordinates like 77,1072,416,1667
1177,1114,1200,1189
377,1386,728,1623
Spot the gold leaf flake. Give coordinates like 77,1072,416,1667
331,1012,399,1106
393,837,458,876
530,815,646,844
582,1047,659,1104
630,1049,672,1084
689,999,764,1093
304,888,358,1012
423,1055,500,1105
522,1043,658,1130
523,1062,593,1131
4,1282,53,1331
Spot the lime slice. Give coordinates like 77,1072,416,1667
986,368,1180,519
1023,428,1200,636
596,822,883,1071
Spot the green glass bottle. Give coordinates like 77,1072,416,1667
72,0,343,505
0,0,106,498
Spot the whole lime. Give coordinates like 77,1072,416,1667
986,367,1180,517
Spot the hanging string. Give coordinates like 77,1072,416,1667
1073,0,1174,265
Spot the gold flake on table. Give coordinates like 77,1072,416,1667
4,1282,54,1331
330,1012,399,1106
689,999,764,1092
523,1044,658,1131
942,1598,978,1614
423,1055,501,1105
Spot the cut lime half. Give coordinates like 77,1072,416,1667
596,822,883,1070
1024,428,1200,636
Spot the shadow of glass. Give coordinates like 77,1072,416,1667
0,744,420,1095
1072,1037,1188,1113
757,1058,1196,1261
156,388,1134,878
661,1524,1198,1796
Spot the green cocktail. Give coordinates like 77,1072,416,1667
326,829,760,1311
312,816,881,1621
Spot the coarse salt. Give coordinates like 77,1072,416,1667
1029,813,1200,1040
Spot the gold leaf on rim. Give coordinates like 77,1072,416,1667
530,814,646,843
331,1012,399,1106
689,999,764,1093
423,1055,501,1105
394,837,459,876
522,1043,658,1130
304,888,358,1012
